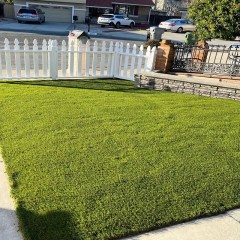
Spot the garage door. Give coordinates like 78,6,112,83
29,5,72,23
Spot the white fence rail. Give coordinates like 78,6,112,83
0,38,156,81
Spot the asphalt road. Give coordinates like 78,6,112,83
0,30,238,50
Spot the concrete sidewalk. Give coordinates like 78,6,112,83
122,209,240,240
0,151,23,240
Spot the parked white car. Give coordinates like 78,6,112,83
97,14,135,29
159,19,196,33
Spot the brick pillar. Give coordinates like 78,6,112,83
192,40,209,63
154,40,175,73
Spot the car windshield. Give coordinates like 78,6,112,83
101,15,113,18
18,9,36,14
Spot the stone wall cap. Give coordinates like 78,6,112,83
140,72,240,90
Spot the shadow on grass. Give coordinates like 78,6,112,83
0,79,158,94
17,206,81,240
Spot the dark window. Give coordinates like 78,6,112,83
18,9,37,14
115,15,124,19
114,4,127,14
128,6,138,16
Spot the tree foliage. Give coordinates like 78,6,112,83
188,0,240,40
0,0,13,4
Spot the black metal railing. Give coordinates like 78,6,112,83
171,44,240,77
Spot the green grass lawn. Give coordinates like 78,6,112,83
0,79,240,240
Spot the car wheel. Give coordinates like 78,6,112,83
176,27,183,33
129,22,134,28
115,22,120,29
18,20,22,23
43,18,45,23
101,25,105,28
109,22,114,27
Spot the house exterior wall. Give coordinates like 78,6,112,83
112,4,152,23
40,0,85,3
156,0,192,10
14,0,87,22
155,0,192,17
136,6,151,22
4,4,15,18
155,0,192,10
156,0,165,10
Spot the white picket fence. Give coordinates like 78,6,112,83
0,38,156,81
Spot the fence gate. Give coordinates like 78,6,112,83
171,44,240,77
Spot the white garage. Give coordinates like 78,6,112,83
14,0,87,23
28,3,73,23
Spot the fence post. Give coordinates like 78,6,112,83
155,40,175,73
145,46,157,72
192,40,209,63
50,40,58,80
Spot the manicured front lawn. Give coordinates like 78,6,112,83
0,79,240,240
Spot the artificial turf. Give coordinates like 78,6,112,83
0,79,240,240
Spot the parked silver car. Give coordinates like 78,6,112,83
159,19,196,33
16,8,45,24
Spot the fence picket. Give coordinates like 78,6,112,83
77,40,83,77
92,41,98,77
123,43,130,79
42,39,48,77
130,44,137,78
118,42,124,78
107,41,113,76
144,46,151,71
61,40,67,77
50,40,58,80
33,39,39,77
136,45,144,75
0,52,2,78
48,39,52,77
69,40,75,77
24,39,30,78
14,39,21,78
112,42,119,77
85,40,90,77
100,41,106,76
146,46,157,72
4,39,12,78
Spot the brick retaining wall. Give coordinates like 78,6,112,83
135,72,240,101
